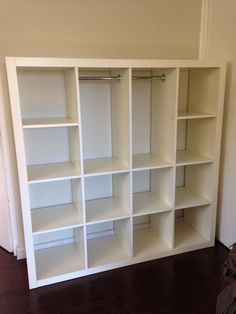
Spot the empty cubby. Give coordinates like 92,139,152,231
87,218,131,268
17,68,79,126
79,68,130,175
34,227,85,280
132,68,177,169
174,205,211,249
84,172,130,224
133,212,173,258
178,68,220,117
132,167,174,215
176,118,216,165
175,163,212,209
30,179,83,234
24,126,81,182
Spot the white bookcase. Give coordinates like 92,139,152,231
6,58,226,289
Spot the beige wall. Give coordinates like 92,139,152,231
0,0,201,59
206,0,236,247
0,0,202,252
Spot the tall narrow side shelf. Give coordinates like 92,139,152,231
6,58,226,289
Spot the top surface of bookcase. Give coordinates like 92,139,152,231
7,57,225,69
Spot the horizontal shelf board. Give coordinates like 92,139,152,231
14,58,224,69
132,154,172,170
22,118,79,128
175,219,208,249
86,197,130,224
177,111,216,120
133,192,172,216
32,204,83,234
134,228,170,258
176,151,213,166
84,158,129,176
28,162,81,183
175,187,210,209
87,235,129,268
35,243,85,280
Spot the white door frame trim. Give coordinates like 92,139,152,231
199,0,210,59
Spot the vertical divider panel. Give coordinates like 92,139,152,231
111,69,130,168
74,227,85,267
151,211,173,249
68,127,81,172
72,179,83,226
6,58,37,288
65,69,79,122
128,68,133,257
116,219,132,258
113,173,130,215
75,67,88,268
174,68,180,164
66,68,81,173
209,64,226,243
111,67,133,257
111,67,133,258
151,68,177,164
172,68,180,249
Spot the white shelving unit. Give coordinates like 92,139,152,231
6,58,226,289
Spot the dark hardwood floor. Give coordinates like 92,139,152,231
0,242,228,314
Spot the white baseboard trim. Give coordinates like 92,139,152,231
16,245,26,260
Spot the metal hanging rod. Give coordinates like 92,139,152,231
79,74,166,81
133,74,166,81
79,75,121,81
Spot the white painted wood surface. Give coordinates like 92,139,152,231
27,162,81,184
6,57,225,288
31,203,83,234
0,134,12,251
0,75,18,254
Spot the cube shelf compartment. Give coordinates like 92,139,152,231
174,206,210,249
6,57,225,289
176,118,216,165
132,68,176,170
132,167,174,216
178,68,220,118
34,227,85,280
133,212,173,258
80,69,130,175
30,179,83,234
87,219,131,268
175,163,212,209
24,126,81,183
85,172,130,224
18,68,79,126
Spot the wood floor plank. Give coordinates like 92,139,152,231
0,242,229,314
